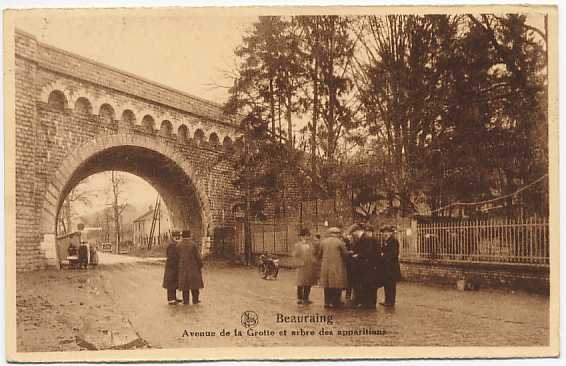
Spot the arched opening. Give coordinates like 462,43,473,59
142,115,155,133
47,90,67,110
209,132,220,147
159,120,173,138
121,109,136,127
74,97,92,115
223,136,234,152
177,125,188,143
56,172,177,252
99,104,115,123
194,129,205,145
52,145,207,246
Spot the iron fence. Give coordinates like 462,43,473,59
235,217,550,267
235,222,302,255
400,217,549,266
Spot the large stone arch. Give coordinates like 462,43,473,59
39,133,214,245
16,30,245,270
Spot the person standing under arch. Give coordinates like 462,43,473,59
177,230,204,305
78,241,89,269
163,230,181,305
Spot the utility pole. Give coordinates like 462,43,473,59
148,195,161,250
158,204,161,247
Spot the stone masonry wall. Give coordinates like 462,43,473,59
15,32,47,271
400,259,550,294
14,29,242,271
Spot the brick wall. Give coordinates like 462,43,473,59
15,31,48,271
400,259,549,294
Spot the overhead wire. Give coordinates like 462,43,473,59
425,174,548,215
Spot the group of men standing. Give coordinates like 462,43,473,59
162,230,204,305
293,224,400,309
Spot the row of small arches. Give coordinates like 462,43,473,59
46,90,235,149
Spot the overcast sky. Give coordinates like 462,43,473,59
15,10,256,103
71,173,157,218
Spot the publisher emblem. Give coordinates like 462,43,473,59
241,311,259,328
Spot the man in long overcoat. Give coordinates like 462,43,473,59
318,227,349,308
356,228,380,308
163,230,181,305
78,241,89,269
342,224,361,304
380,226,401,307
292,228,318,305
177,230,204,305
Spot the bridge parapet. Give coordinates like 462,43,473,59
15,28,237,127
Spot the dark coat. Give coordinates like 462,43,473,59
78,244,89,265
356,235,381,288
344,237,360,288
177,238,204,290
381,236,401,282
162,240,179,289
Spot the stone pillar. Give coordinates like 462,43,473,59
40,233,58,267
201,236,212,258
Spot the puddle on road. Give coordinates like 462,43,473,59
76,327,149,350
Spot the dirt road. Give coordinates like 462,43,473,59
16,253,549,351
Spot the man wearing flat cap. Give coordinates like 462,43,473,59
380,226,401,307
177,230,204,305
318,227,349,308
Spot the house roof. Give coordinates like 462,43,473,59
133,209,154,223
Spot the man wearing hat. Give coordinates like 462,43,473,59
163,230,181,305
318,227,349,308
342,224,362,305
292,228,318,305
354,225,381,309
380,226,401,307
177,229,204,305
78,240,89,269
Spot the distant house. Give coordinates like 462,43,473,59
133,206,172,248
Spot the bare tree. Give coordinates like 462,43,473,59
58,177,93,234
107,171,128,252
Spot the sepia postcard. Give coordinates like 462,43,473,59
3,4,559,362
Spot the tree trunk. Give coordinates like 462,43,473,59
243,138,252,266
270,78,276,137
286,71,293,148
311,42,319,195
326,19,337,163
64,198,72,233
311,76,318,165
111,171,122,253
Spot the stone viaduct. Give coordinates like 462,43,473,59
14,29,243,271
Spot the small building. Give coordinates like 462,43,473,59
133,205,172,248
